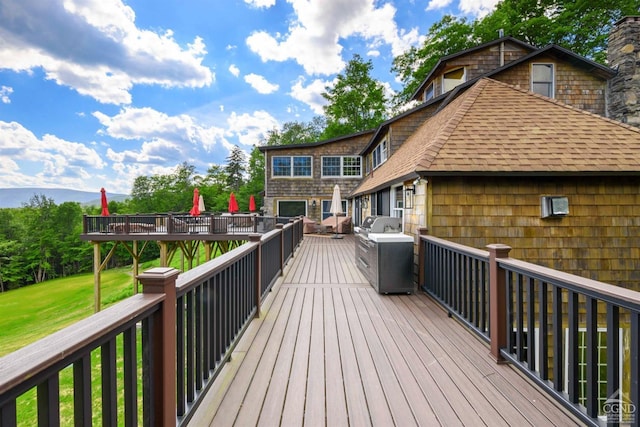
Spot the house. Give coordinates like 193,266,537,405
353,77,640,291
259,17,640,289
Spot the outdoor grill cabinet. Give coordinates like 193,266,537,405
355,219,414,294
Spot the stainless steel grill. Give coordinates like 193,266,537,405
355,216,414,294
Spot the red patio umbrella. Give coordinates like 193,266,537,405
100,188,109,216
249,195,256,212
228,192,239,213
189,188,200,216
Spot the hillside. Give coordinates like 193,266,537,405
0,188,129,208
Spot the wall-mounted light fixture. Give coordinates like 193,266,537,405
541,196,569,218
311,199,317,208
361,195,369,209
404,184,415,209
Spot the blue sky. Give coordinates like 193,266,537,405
0,0,498,194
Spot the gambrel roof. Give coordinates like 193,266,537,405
353,78,640,196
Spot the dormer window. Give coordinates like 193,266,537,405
372,138,388,170
531,63,554,98
424,82,435,101
442,67,465,92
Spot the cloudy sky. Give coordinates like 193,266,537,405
0,0,498,194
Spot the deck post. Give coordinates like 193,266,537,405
417,228,429,287
138,267,180,427
487,244,511,363
276,224,284,272
249,234,262,318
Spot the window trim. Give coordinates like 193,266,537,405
531,63,555,98
372,138,388,170
442,66,466,93
321,155,362,178
271,155,313,178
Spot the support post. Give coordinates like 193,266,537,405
138,267,180,427
93,242,101,313
487,244,511,363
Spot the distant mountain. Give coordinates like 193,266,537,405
0,188,129,209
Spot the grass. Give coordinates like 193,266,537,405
0,244,222,424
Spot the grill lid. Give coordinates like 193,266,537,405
360,216,402,233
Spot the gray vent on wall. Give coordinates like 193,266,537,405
541,196,569,218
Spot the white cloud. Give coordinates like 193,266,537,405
245,0,422,76
229,64,240,77
0,0,214,105
226,110,279,146
0,120,106,189
244,0,276,8
93,106,229,152
244,73,279,94
289,78,329,115
0,86,13,103
427,0,500,17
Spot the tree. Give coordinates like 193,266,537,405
264,117,326,146
322,54,388,139
130,163,197,213
392,1,640,106
225,146,246,192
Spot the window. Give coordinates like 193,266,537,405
322,156,362,177
532,63,554,98
321,199,347,220
278,200,307,217
272,156,312,177
424,82,435,101
442,67,465,92
372,139,388,170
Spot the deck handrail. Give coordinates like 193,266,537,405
419,234,640,427
0,218,303,426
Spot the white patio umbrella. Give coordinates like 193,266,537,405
198,195,206,213
329,184,343,239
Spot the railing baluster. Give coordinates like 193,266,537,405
526,277,536,371
585,296,598,418
176,294,185,416
101,339,117,426
516,273,524,362
37,374,60,426
186,290,195,403
552,285,563,392
567,290,579,403
73,354,92,426
538,281,548,381
606,303,620,411
195,286,203,392
631,311,639,427
123,326,138,427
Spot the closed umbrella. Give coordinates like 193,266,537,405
100,188,109,216
229,192,239,213
249,195,256,212
198,195,206,213
189,188,200,216
329,184,343,239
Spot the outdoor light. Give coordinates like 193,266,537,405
404,184,415,209
311,199,317,208
361,195,369,209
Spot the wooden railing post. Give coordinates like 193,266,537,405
249,234,262,318
138,267,180,427
418,228,429,287
487,244,511,363
276,224,284,272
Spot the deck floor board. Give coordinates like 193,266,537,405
194,234,584,427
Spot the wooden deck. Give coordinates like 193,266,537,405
190,234,583,426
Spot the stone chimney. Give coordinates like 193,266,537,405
608,16,640,127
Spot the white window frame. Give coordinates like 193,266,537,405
424,82,435,101
271,156,312,178
321,156,362,178
372,139,388,170
531,63,555,98
321,199,347,220
442,67,466,92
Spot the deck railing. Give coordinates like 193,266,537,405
419,233,640,427
0,219,303,427
82,213,278,236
